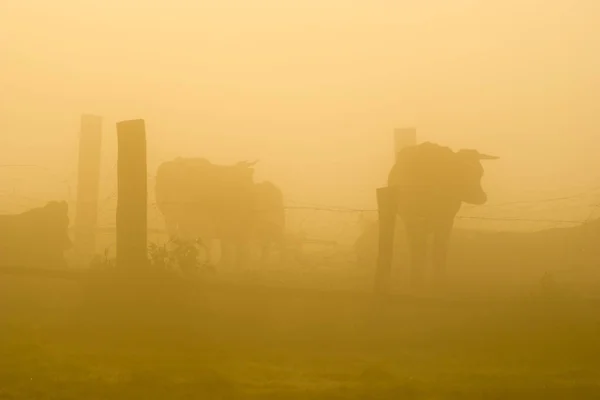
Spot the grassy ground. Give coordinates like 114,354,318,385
1,267,600,399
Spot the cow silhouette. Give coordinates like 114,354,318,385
0,201,71,268
155,158,285,267
387,142,498,287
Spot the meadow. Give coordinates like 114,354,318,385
1,261,600,399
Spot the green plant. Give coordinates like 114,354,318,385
148,242,169,270
90,247,115,269
148,237,211,276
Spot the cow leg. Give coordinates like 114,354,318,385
432,220,454,287
257,225,282,266
404,220,428,289
195,237,211,267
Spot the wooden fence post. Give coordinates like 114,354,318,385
374,186,397,295
73,114,103,265
394,128,417,162
116,119,148,269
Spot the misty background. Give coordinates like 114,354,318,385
1,0,599,241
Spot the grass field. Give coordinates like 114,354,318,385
1,265,600,399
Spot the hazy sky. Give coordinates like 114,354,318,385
1,0,600,218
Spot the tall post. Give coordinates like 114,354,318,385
394,128,417,163
374,186,397,295
116,119,148,269
74,114,103,266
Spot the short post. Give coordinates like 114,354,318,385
374,186,397,295
394,128,417,162
73,114,103,265
116,119,148,269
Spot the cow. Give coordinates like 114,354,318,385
0,201,72,268
388,142,498,288
155,158,285,268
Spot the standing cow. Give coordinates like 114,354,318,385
0,201,72,268
155,158,285,268
388,142,498,287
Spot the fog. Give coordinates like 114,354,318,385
2,1,599,220
4,2,600,397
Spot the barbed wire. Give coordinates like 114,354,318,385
1,194,596,226
283,205,588,225
2,164,600,227
481,186,600,208
0,164,51,169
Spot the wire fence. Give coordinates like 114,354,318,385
84,193,600,252
2,164,600,249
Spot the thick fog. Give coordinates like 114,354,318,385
2,0,599,234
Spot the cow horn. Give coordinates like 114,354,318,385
237,160,259,167
478,153,499,160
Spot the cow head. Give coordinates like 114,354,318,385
454,149,498,205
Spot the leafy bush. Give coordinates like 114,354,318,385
89,237,213,277
148,237,213,276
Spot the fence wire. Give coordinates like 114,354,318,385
2,165,600,247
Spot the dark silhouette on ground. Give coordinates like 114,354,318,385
155,158,285,268
388,142,498,288
0,201,71,268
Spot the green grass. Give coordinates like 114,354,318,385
1,269,600,399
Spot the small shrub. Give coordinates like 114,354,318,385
90,247,115,270
148,237,211,277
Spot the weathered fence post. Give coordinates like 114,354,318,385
394,128,417,162
116,119,148,269
374,186,397,295
74,114,103,265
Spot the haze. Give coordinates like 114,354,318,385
2,0,599,230
5,2,600,398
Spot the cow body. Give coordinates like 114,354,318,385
0,201,71,268
387,142,497,287
155,158,285,267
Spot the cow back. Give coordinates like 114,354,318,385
0,201,71,268
155,158,256,240
389,142,463,223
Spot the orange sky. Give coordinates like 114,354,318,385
1,0,599,219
